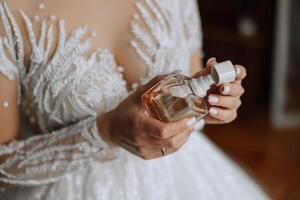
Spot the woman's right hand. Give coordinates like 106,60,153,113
97,76,204,160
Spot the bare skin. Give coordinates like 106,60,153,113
0,0,246,160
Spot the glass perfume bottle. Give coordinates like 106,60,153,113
142,61,237,122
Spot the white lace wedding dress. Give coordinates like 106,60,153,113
0,0,269,199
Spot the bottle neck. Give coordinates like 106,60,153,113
188,60,237,97
189,75,214,97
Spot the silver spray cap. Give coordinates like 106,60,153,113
211,60,236,85
190,60,237,97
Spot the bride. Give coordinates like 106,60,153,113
0,0,269,199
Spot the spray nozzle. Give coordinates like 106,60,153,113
190,60,237,97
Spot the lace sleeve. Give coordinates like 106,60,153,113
0,117,117,186
0,1,126,186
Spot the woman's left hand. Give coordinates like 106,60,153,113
193,58,247,124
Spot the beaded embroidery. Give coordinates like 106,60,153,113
3,101,8,108
0,0,201,186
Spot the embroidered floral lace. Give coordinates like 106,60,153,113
0,0,201,186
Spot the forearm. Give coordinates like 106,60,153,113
0,115,118,186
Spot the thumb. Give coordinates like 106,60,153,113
193,57,217,78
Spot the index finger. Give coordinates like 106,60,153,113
192,57,217,78
140,114,194,139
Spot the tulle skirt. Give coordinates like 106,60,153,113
1,132,270,200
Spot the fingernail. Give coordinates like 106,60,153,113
193,119,205,131
208,95,219,104
209,108,218,116
222,85,231,94
186,117,197,127
206,57,216,65
235,67,241,75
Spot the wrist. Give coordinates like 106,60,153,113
96,111,116,147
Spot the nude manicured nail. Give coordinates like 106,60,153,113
193,119,205,131
186,117,197,127
235,67,241,75
206,57,216,65
222,86,231,94
209,108,218,116
208,95,219,104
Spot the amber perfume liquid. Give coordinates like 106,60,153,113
142,73,208,122
142,61,237,122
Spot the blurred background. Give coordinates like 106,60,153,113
197,0,300,199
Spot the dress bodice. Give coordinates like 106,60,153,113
0,0,201,133
0,0,202,185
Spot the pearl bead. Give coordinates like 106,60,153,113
49,15,56,21
38,3,45,10
131,82,139,90
3,101,8,108
117,66,125,73
34,15,40,22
